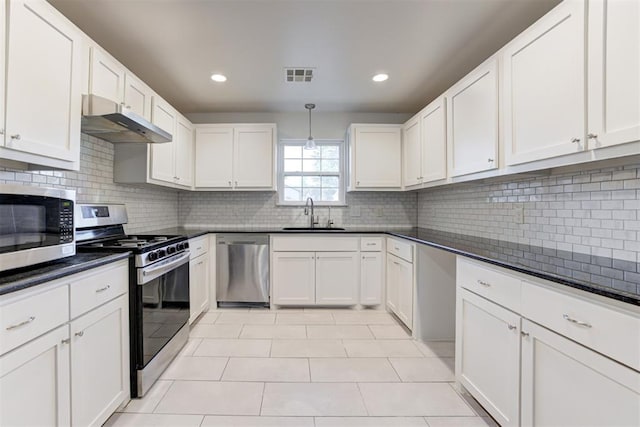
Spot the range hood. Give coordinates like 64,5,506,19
81,94,171,144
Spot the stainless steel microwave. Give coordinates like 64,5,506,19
0,184,75,272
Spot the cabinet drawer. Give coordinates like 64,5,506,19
386,238,413,262
0,285,69,355
360,237,382,251
521,281,640,372
189,235,209,258
272,236,359,252
70,261,128,318
457,258,521,312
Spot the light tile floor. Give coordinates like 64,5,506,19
105,308,497,427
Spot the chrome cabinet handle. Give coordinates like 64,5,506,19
96,285,111,293
75,331,84,337
563,314,592,328
521,331,529,337
61,338,71,345
366,243,376,246
0,128,4,135
477,279,491,287
6,316,35,330
508,324,517,330
228,181,232,186
10,134,20,140
357,181,360,186
587,133,598,139
487,158,494,163
571,137,581,144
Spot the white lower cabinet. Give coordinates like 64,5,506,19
520,319,639,427
70,295,129,427
272,252,316,305
0,260,129,427
315,252,359,305
189,236,215,324
0,324,71,427
386,253,413,329
360,252,383,305
456,257,640,427
457,288,520,427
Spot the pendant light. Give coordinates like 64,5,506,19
304,103,317,150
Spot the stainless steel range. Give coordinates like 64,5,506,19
75,204,190,398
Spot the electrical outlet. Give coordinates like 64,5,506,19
375,207,384,217
350,206,361,217
514,204,525,224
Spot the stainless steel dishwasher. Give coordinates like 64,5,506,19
216,234,270,306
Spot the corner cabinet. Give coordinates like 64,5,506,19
113,102,194,189
347,124,402,191
0,0,83,170
446,56,499,177
194,124,276,191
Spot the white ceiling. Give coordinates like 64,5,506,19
48,0,560,114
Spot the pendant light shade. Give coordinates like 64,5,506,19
304,103,317,150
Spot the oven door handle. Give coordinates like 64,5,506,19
138,251,190,285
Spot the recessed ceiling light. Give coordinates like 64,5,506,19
210,74,227,82
372,73,389,82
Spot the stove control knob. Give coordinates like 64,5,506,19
183,241,189,249
167,245,177,255
148,251,159,262
157,249,167,258
176,242,184,251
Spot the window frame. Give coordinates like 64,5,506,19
277,138,346,206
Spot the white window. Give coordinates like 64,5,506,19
278,139,345,206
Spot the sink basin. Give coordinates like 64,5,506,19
282,227,346,231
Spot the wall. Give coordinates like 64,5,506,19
417,160,640,264
181,111,416,228
0,135,178,233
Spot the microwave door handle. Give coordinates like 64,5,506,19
139,251,190,285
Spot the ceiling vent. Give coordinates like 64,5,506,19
285,67,314,82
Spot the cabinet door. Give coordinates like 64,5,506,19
89,47,125,103
402,116,422,188
124,73,152,120
189,255,209,324
5,0,81,163
194,126,234,188
354,126,402,188
457,289,520,427
521,319,640,427
0,325,70,427
421,96,447,183
272,252,315,305
447,58,499,177
174,116,194,188
386,255,400,314
588,0,640,149
396,257,413,329
503,0,586,165
360,252,383,305
233,125,274,189
70,295,129,427
315,252,359,305
150,97,177,183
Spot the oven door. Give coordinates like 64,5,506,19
135,252,190,368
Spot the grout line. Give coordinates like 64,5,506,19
258,382,266,416
150,380,174,414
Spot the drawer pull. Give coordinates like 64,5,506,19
521,331,530,337
563,314,592,328
394,246,399,251
5,316,35,330
75,331,84,337
95,285,111,293
197,247,203,250
507,324,517,330
366,243,376,246
477,280,491,287
393,261,400,266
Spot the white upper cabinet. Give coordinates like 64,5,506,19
195,126,234,188
2,0,82,169
174,115,194,187
194,124,276,191
587,0,640,149
89,46,152,121
150,96,177,183
447,57,499,177
348,124,402,190
89,47,125,103
402,115,422,189
503,0,586,166
420,95,447,183
233,125,275,189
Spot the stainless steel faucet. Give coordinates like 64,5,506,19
304,197,318,228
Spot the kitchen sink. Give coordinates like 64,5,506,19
282,227,346,231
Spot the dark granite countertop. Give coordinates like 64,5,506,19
147,226,640,306
0,252,131,296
